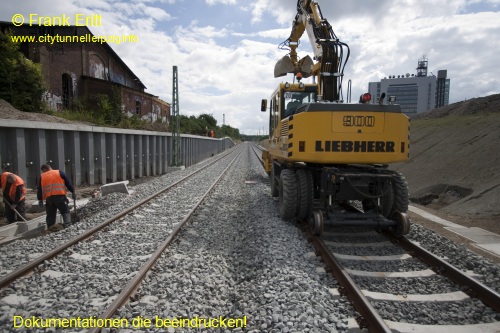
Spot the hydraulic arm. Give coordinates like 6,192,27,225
274,0,350,102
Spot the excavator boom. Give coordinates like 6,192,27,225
274,0,349,102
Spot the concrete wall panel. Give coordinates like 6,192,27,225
0,120,235,189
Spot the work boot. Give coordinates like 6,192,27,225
48,224,64,232
62,212,72,229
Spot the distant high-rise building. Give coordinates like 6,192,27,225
367,56,450,115
436,70,450,108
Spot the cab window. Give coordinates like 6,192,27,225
282,91,316,118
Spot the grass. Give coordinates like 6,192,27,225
411,112,500,129
53,109,163,131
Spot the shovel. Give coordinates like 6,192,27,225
12,206,28,223
70,164,80,223
71,196,80,223
2,197,28,223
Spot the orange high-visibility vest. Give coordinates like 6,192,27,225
8,175,26,202
41,170,67,200
0,172,12,192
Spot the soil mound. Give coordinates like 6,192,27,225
412,93,500,120
392,94,500,219
0,99,91,125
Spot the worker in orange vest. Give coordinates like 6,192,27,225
0,171,27,223
37,164,76,229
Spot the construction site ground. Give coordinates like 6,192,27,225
1,95,500,262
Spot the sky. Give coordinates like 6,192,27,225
1,0,499,135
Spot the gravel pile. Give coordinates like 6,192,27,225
406,223,500,293
0,144,359,332
324,220,500,326
1,142,499,331
0,148,246,330
373,298,500,325
330,244,406,256
0,152,229,276
353,275,459,294
341,258,429,272
115,145,357,332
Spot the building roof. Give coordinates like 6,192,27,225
0,21,146,90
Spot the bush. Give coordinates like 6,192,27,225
0,30,47,112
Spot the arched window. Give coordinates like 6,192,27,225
89,53,106,79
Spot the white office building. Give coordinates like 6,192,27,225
368,57,450,116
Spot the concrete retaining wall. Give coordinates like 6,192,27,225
0,119,235,188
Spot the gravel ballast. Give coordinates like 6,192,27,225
0,143,499,332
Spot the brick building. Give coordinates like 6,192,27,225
0,22,170,123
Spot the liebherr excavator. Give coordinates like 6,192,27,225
260,0,411,235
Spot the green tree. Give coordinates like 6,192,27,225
0,30,46,112
98,87,123,125
170,113,240,140
199,113,217,128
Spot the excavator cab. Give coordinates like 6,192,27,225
283,91,316,118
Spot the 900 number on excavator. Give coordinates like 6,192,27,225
343,115,375,127
260,0,411,236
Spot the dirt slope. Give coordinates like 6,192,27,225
392,94,500,219
0,99,91,124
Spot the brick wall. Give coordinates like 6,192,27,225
1,23,155,115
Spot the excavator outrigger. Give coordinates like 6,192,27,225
261,0,411,236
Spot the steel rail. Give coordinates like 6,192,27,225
384,230,500,313
307,232,392,333
87,145,243,333
0,149,234,289
250,143,264,167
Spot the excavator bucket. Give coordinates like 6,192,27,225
297,56,313,78
274,55,295,78
274,55,314,78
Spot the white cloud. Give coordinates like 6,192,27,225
176,22,229,40
205,0,236,5
249,0,267,24
232,28,289,39
141,5,171,21
1,0,499,134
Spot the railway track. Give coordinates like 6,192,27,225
1,142,498,332
0,145,242,331
306,225,500,332
254,140,500,332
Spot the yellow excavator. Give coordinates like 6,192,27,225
261,0,411,235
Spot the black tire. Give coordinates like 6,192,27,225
362,198,375,213
296,169,313,219
391,172,409,215
270,164,279,197
380,182,394,218
279,169,297,220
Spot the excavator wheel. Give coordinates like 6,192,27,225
390,172,409,215
379,182,394,218
296,169,313,219
279,169,297,220
392,211,411,236
270,164,279,198
308,210,324,236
